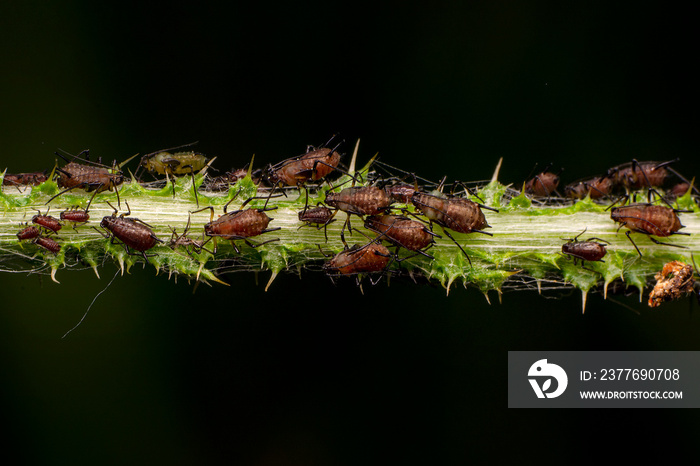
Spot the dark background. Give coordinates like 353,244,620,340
1,2,698,464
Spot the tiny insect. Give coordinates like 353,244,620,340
59,190,98,227
383,183,417,204
324,185,394,234
523,164,563,197
266,136,342,188
608,159,677,192
564,175,615,200
96,201,163,260
364,214,440,259
47,149,135,207
560,229,608,266
168,214,214,258
322,240,393,278
137,143,211,206
610,203,690,256
34,235,61,254
411,189,497,264
32,207,62,234
297,203,337,242
2,171,48,188
192,192,282,254
17,225,41,241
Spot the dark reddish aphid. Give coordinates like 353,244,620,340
561,229,608,266
524,165,562,197
34,235,61,254
564,175,615,200
17,225,41,241
364,214,439,259
298,204,337,242
32,208,62,234
323,241,392,277
47,149,134,207
60,190,97,227
267,137,342,188
3,171,48,187
667,182,691,199
97,201,163,260
192,194,281,254
610,203,689,256
410,190,496,264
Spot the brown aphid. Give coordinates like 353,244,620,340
298,204,337,242
324,186,393,217
648,260,696,308
17,225,41,241
323,241,392,276
565,176,615,200
3,172,48,187
524,171,561,197
47,149,133,206
34,235,61,254
667,182,691,199
383,183,417,204
609,159,675,191
168,214,213,257
411,191,495,264
32,208,62,234
267,138,342,187
98,201,162,260
194,194,281,253
561,229,608,266
364,214,439,259
610,203,688,256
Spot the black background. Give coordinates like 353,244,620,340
1,2,699,464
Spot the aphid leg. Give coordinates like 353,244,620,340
191,206,216,223
441,228,472,266
625,231,643,257
648,237,688,250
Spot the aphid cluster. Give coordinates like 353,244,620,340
3,138,697,300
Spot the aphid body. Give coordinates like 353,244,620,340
298,205,337,241
140,150,209,176
323,242,392,276
411,193,489,235
324,186,393,217
3,172,48,187
34,235,61,254
524,171,560,197
204,209,274,240
564,176,614,200
610,204,683,238
610,203,688,256
17,225,41,241
60,206,90,224
561,230,608,265
610,160,673,191
99,203,161,257
32,210,62,234
268,145,341,187
383,183,417,204
364,214,437,256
